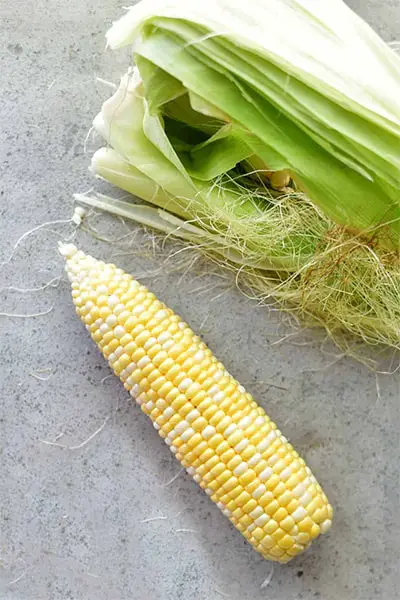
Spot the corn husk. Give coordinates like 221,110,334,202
83,0,400,355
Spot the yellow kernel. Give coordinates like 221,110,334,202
271,528,285,542
203,406,219,421
239,514,252,527
191,417,208,432
236,491,252,507
198,448,214,464
227,431,243,447
273,507,288,523
296,532,310,545
260,535,275,549
280,516,296,532
216,470,231,485
274,482,287,497
242,499,258,514
310,524,321,539
258,492,275,507
171,395,187,411
263,520,278,534
223,477,239,492
286,544,304,557
278,534,294,550
265,500,280,516
266,474,280,491
191,391,208,407
239,470,256,486
228,485,243,500
193,441,208,456
298,517,314,533
208,434,224,449
286,499,299,513
252,527,265,541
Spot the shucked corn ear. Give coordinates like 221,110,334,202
60,244,333,563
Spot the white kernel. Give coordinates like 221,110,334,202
144,337,157,350
292,483,306,498
267,455,279,467
213,370,224,381
163,340,174,351
164,407,175,418
108,294,119,308
252,484,266,499
100,324,110,334
144,401,154,411
224,424,237,436
180,427,195,442
170,445,177,454
254,416,265,426
120,369,128,381
299,492,312,507
179,378,193,391
133,304,145,315
280,467,292,481
205,488,213,496
194,351,205,362
238,385,246,394
175,420,189,434
94,318,103,327
115,346,124,358
248,453,262,467
136,393,147,406
292,507,308,522
209,385,220,397
155,309,168,320
186,409,200,423
178,322,186,330
320,519,332,534
137,356,151,369
213,392,225,404
130,384,140,398
106,315,118,327
153,422,160,431
165,438,172,446
233,462,248,476
222,508,231,516
259,467,273,482
85,301,94,311
114,304,125,315
257,430,277,452
280,435,288,444
114,326,125,339
234,439,249,452
97,285,108,294
238,416,252,429
193,474,201,483
202,425,216,440
255,514,269,527
249,506,263,520
125,376,134,387
167,429,177,441
126,363,136,374
186,467,196,476
158,332,171,343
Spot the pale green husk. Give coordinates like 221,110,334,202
85,0,400,354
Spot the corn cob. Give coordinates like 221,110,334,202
60,243,333,563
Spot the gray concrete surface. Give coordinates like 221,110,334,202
1,1,399,599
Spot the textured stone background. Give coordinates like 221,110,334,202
1,1,399,598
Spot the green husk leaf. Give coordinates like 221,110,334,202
85,0,400,356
